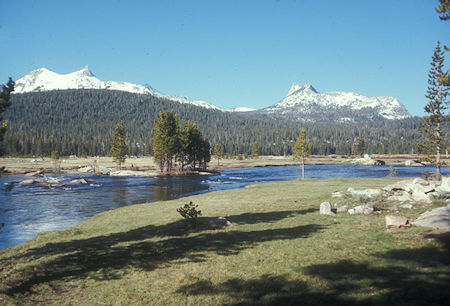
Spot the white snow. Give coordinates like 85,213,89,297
13,66,222,110
226,107,256,112
265,83,410,120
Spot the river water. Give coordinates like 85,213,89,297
0,164,446,250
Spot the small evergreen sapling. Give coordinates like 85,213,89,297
177,201,202,226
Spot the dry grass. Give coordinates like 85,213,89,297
0,177,449,305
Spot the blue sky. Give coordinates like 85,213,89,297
1,0,448,115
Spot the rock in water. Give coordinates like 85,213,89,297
320,201,335,215
385,215,410,228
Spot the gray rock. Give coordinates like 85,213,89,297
353,204,374,215
331,191,344,198
94,166,111,175
412,205,450,229
320,201,335,215
399,203,413,209
25,170,44,177
336,205,349,213
405,160,424,167
347,188,382,201
385,215,410,228
209,217,231,228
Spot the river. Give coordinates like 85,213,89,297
0,164,446,250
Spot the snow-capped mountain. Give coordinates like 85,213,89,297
261,83,411,121
13,66,220,110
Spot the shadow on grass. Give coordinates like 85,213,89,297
1,209,324,295
226,208,316,225
177,231,450,305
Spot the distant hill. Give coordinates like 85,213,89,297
3,89,421,157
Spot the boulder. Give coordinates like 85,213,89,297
412,206,450,229
94,166,111,175
387,191,411,203
385,215,410,228
353,204,374,215
331,191,344,198
70,178,89,184
383,179,414,193
435,176,450,195
78,166,94,173
25,170,44,177
399,203,414,209
404,160,424,167
347,187,382,201
320,201,335,215
209,217,231,228
336,205,349,213
20,179,38,185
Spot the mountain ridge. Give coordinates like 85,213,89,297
13,67,411,120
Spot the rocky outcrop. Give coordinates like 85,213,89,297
412,206,450,229
109,170,158,177
352,154,385,166
404,160,424,167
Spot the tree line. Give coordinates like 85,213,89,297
1,89,430,158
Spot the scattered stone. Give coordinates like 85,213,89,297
385,215,410,228
336,205,349,213
331,191,344,198
94,166,111,175
25,170,44,177
70,178,89,184
320,201,335,215
399,203,413,209
209,217,231,228
20,179,38,185
78,166,94,173
347,187,382,201
387,191,411,203
353,204,374,215
404,160,424,167
109,170,158,177
412,206,450,229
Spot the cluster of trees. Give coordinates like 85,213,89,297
2,89,427,158
153,111,210,172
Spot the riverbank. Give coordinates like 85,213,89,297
1,177,448,304
0,154,433,175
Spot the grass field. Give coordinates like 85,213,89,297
0,177,449,305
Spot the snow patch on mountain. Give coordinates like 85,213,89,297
264,83,410,120
226,107,257,112
14,66,221,110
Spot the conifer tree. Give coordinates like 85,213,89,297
251,142,259,159
153,111,179,172
0,78,14,156
110,121,127,170
293,128,311,179
417,41,449,180
436,0,450,21
355,135,366,157
214,144,224,166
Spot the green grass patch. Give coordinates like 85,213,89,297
0,177,449,305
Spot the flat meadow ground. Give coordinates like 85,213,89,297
0,178,449,305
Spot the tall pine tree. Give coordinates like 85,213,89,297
110,121,127,170
417,41,449,180
153,111,179,172
0,78,14,156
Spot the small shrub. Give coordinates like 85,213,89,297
177,201,202,226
